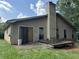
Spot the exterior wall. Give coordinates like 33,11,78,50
10,24,18,44
5,15,75,45
4,25,18,44
4,26,11,43
56,15,74,42
11,17,47,44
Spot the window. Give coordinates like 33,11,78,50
39,27,44,40
72,31,74,38
56,29,59,39
64,29,67,38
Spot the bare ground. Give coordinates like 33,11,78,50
14,42,53,50
14,42,79,52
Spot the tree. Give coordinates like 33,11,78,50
0,17,5,39
57,0,79,31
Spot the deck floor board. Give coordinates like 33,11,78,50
53,41,73,46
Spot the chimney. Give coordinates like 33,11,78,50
47,2,56,42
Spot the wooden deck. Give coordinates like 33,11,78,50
52,41,74,47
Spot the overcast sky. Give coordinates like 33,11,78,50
0,0,58,22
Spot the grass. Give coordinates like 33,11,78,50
0,40,79,59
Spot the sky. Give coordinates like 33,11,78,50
0,0,58,22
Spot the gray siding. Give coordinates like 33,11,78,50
56,16,74,42
10,24,18,44
11,17,47,44
4,16,75,44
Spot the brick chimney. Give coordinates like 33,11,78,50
47,2,56,42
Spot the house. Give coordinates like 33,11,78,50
4,2,76,45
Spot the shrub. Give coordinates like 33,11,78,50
0,32,4,39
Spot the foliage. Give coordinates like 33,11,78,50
0,40,79,59
0,32,4,39
57,0,79,31
0,23,5,39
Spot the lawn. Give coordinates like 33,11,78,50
0,40,79,59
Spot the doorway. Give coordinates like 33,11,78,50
20,27,33,44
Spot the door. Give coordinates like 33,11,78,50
20,27,29,44
28,27,33,42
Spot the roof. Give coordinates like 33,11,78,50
6,15,47,24
5,13,75,30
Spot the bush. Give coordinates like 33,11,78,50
0,32,4,39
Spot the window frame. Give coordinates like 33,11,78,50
39,27,44,40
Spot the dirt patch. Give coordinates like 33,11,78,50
65,48,79,51
63,43,79,51
14,42,53,50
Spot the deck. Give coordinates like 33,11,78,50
52,41,74,48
